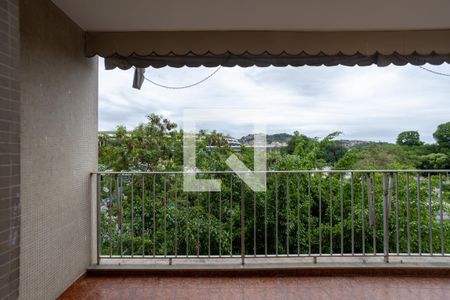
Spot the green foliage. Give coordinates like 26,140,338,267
433,122,450,149
285,131,308,155
334,149,364,169
99,114,182,172
318,132,347,165
98,115,450,257
418,153,450,169
335,144,415,170
284,131,344,167
397,131,423,146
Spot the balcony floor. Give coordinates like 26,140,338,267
58,275,450,299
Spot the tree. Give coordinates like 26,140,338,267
418,153,450,169
284,131,344,167
335,144,415,170
318,131,345,165
98,114,450,258
396,131,423,146
285,131,308,155
98,114,183,172
433,122,450,148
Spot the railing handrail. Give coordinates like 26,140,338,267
93,169,450,175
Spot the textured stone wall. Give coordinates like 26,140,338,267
19,0,98,299
0,0,20,299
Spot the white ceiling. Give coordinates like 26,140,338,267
51,0,450,32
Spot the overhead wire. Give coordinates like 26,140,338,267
135,65,222,90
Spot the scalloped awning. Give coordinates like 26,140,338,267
84,31,450,69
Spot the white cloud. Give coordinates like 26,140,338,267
99,59,450,143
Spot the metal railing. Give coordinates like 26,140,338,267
94,170,450,264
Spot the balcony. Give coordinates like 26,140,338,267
92,170,449,266
56,169,450,299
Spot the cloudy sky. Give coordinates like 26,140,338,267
99,59,450,143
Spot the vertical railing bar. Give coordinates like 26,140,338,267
406,173,411,255
241,178,245,265
230,175,233,257
340,173,343,256
329,173,333,256
96,174,101,264
351,172,354,256
131,174,134,257
174,175,178,257
141,175,145,257
382,173,389,263
371,174,376,255
186,190,190,257
367,174,371,255
219,181,222,257
308,173,312,256
319,173,322,256
361,174,365,256
118,175,123,257
439,173,444,255
428,172,433,255
275,173,279,256
109,175,112,258
395,173,399,256
386,173,392,261
264,185,268,257
286,174,290,256
153,175,156,257
208,178,211,258
253,190,256,257
196,180,200,257
163,175,167,257
417,173,422,255
296,174,300,256
367,175,373,255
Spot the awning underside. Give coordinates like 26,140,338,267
85,31,450,69
104,52,450,69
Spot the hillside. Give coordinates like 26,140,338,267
239,133,378,150
239,133,293,145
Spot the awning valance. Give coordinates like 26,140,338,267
84,31,450,69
